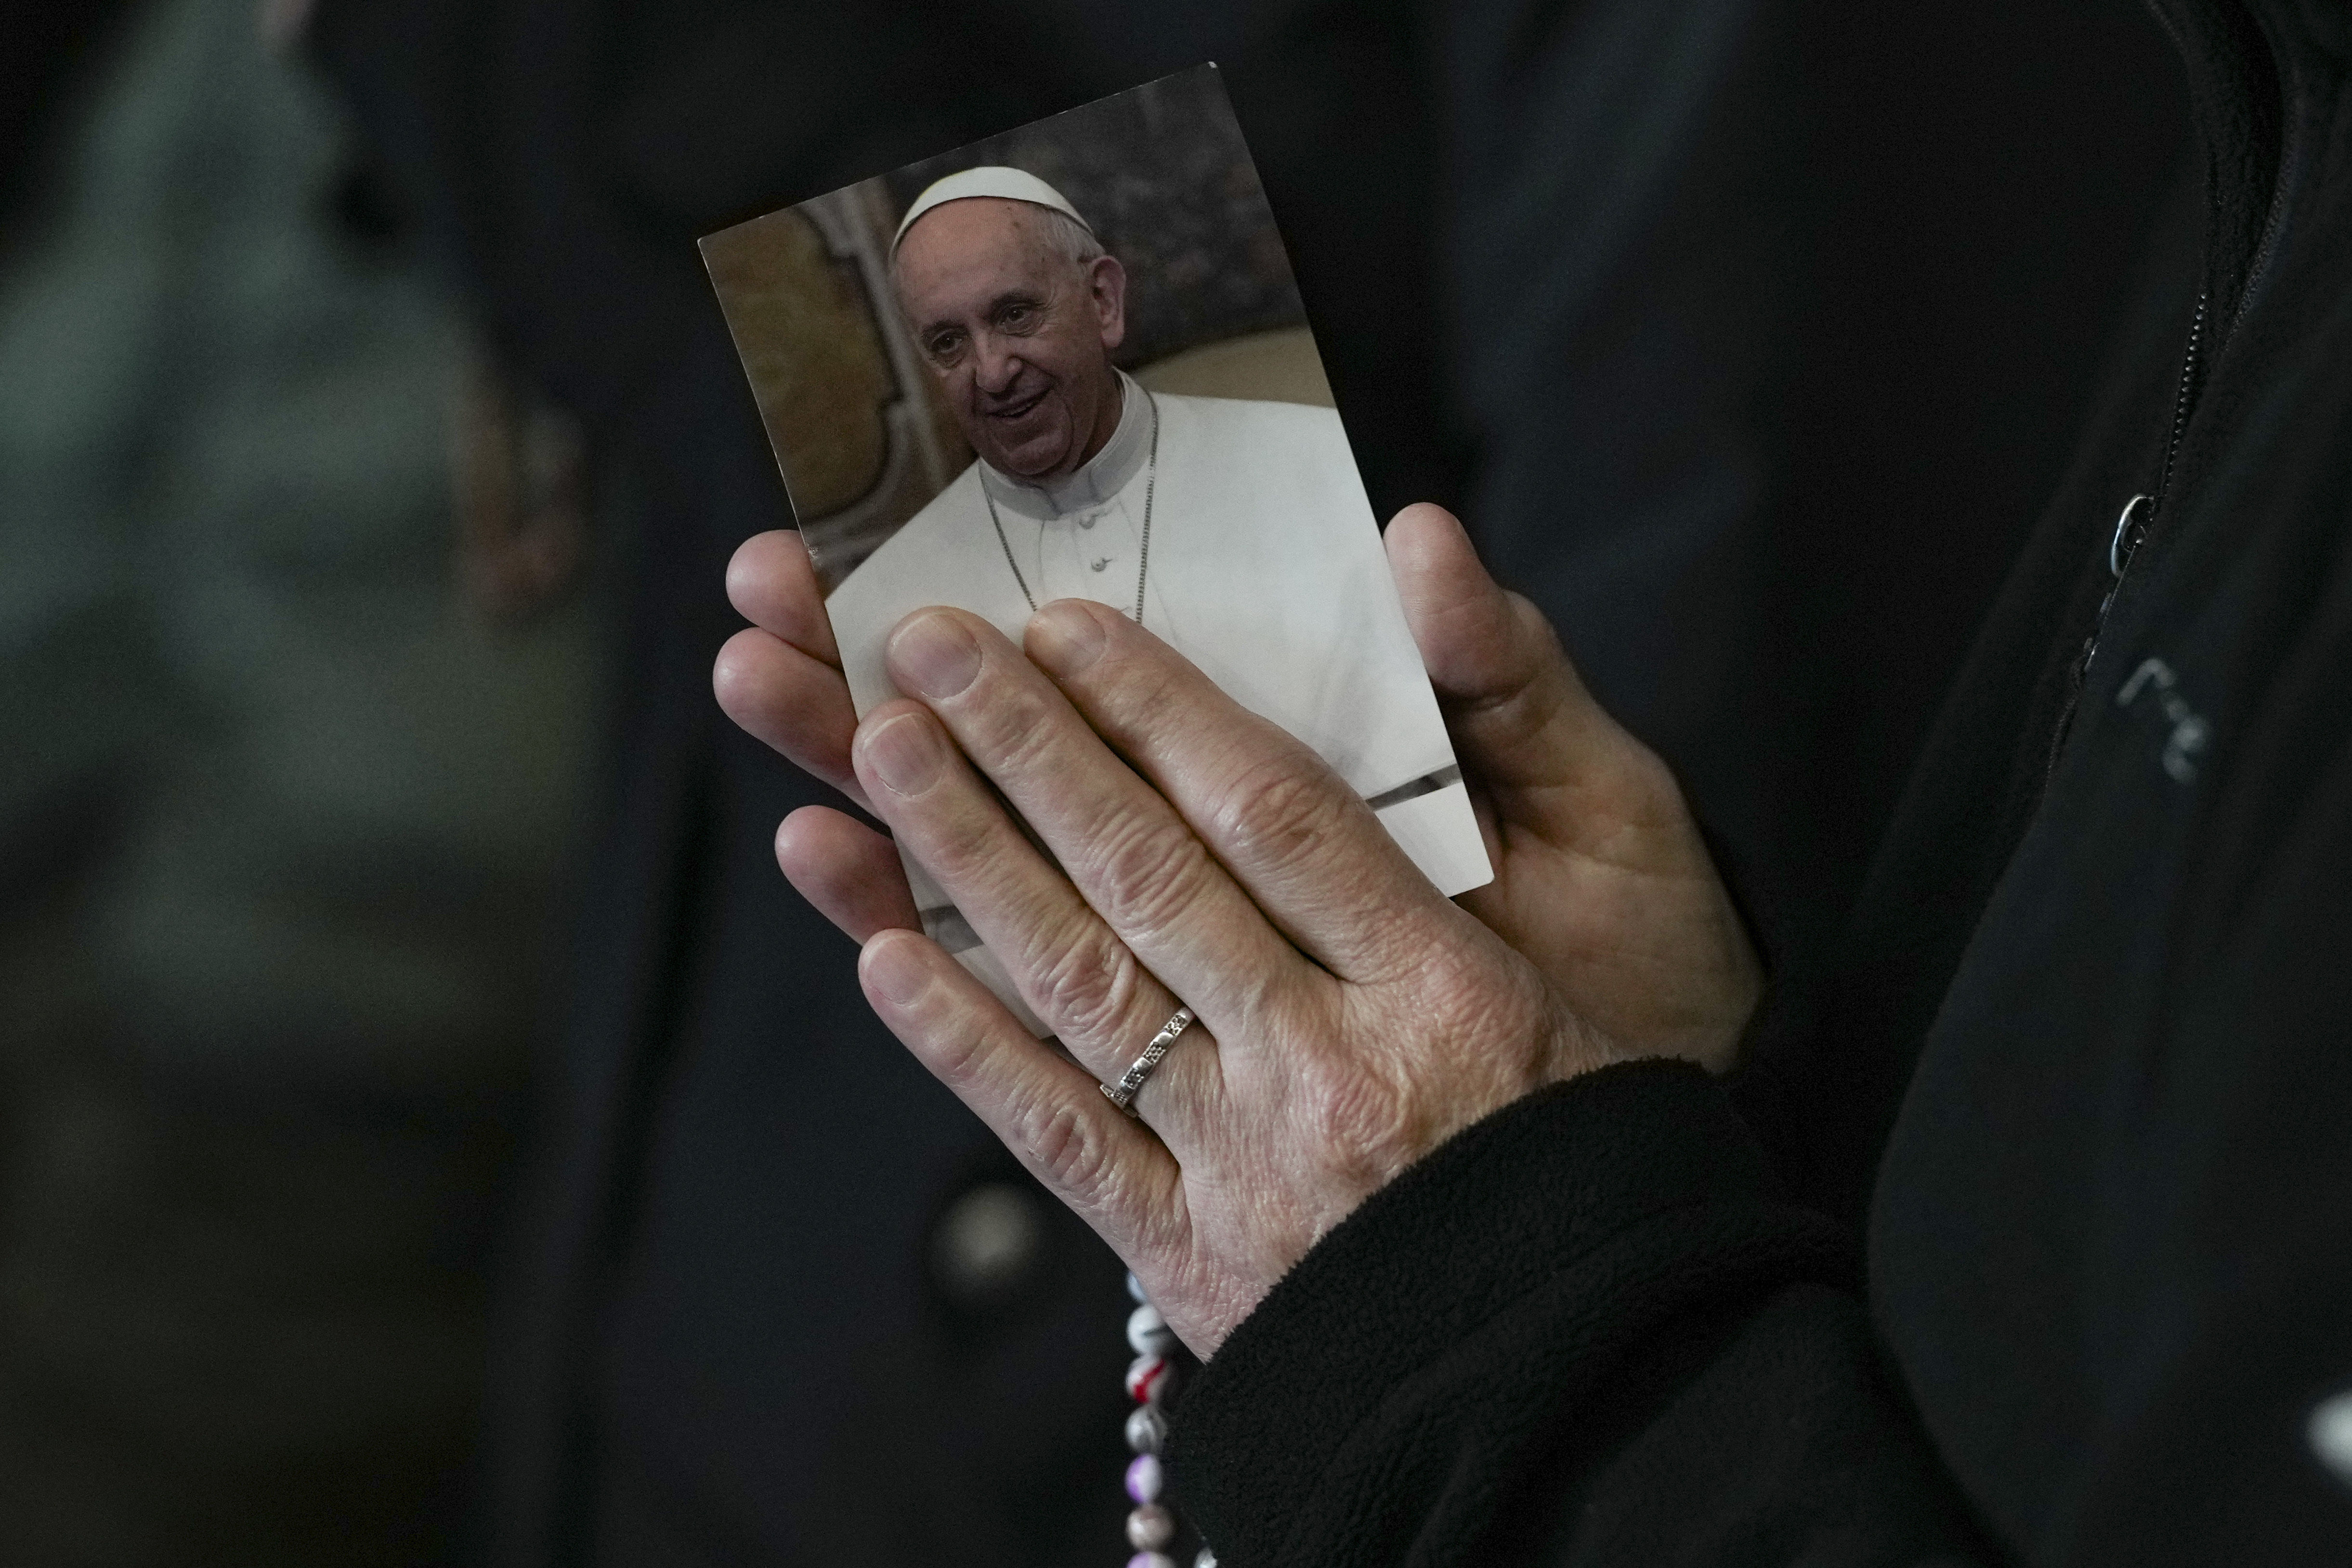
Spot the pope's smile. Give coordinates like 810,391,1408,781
985,386,1051,424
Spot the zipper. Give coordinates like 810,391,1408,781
2145,288,2208,549
2043,0,2293,781
2046,287,2209,778
2106,287,2208,638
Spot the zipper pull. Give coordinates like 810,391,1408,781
2098,494,2154,658
2108,492,2153,580
2051,490,2158,781
2086,491,2155,666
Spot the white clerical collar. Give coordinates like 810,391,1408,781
978,371,1150,522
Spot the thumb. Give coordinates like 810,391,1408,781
1385,504,1649,808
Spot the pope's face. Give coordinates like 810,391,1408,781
893,199,1128,482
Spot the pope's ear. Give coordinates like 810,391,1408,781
1089,254,1128,352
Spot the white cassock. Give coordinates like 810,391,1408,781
825,371,1491,1034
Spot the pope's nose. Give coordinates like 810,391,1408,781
973,345,1031,399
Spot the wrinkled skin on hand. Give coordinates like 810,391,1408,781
1389,512,1760,1071
713,505,1760,1352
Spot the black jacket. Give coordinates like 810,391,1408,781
1167,2,2352,1561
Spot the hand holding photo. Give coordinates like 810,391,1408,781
703,67,1490,1033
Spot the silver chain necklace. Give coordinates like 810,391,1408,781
983,387,1160,625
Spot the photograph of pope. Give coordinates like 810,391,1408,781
813,164,1490,1033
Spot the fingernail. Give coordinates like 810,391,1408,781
890,612,981,698
1027,600,1106,676
863,935,932,1006
864,711,943,797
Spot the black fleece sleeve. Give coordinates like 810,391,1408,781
1163,1061,1986,1567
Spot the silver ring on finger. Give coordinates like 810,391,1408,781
1102,1006,1195,1115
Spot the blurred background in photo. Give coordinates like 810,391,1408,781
0,0,602,1558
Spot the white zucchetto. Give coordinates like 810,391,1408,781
891,166,1094,256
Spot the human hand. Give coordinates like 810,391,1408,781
714,510,1760,1071
727,594,1622,1351
1385,505,1760,1071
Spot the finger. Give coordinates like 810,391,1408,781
859,928,1188,1271
1021,599,1456,985
1385,505,1686,849
714,626,868,809
880,608,1317,1029
727,529,838,666
851,700,1227,1148
775,804,919,941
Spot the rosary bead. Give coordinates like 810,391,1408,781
1126,1303,1176,1355
1125,1352,1171,1405
1121,1279,1179,1564
1125,1403,1169,1454
1126,1504,1176,1551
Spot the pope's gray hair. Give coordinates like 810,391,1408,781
1031,206,1107,269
